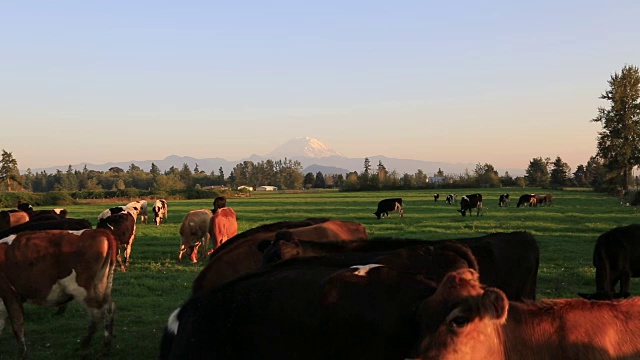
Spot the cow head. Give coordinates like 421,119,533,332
458,197,470,216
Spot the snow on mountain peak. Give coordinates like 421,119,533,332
266,137,343,159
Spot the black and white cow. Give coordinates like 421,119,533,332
153,199,169,225
433,194,440,202
459,193,483,217
516,194,536,208
498,194,510,207
98,205,140,222
97,212,137,271
445,194,457,205
127,200,148,224
373,198,404,219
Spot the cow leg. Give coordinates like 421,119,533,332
619,271,632,298
190,242,201,263
116,249,126,272
178,244,187,262
2,294,27,358
201,235,210,259
124,243,133,268
98,301,116,358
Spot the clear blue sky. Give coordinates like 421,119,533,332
2,1,638,173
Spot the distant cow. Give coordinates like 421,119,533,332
373,198,404,219
459,193,482,217
534,193,553,207
0,210,29,231
161,244,476,360
260,231,539,301
579,224,640,300
434,193,440,202
516,194,536,207
16,202,33,212
212,196,227,213
191,218,368,293
179,209,214,263
0,218,92,239
445,194,457,205
498,193,510,207
153,199,168,225
0,229,117,358
127,200,148,224
417,268,640,360
208,207,238,252
97,211,137,271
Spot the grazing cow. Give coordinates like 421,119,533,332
373,198,404,219
127,200,148,224
0,229,117,358
191,218,368,293
434,193,440,202
416,268,640,360
97,212,136,271
534,193,553,207
207,207,238,252
153,199,168,225
516,193,536,207
0,210,29,231
445,194,456,205
0,218,92,239
98,205,140,222
260,231,539,301
212,196,227,213
179,209,214,263
160,245,476,360
458,193,482,217
579,224,640,300
16,202,33,212
498,193,510,207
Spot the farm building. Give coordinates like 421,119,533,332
256,185,278,191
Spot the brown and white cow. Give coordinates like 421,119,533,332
179,209,214,263
0,229,117,358
153,199,168,225
127,200,148,224
97,212,137,271
208,207,238,253
0,210,29,231
417,268,640,360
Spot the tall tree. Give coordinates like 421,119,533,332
592,64,640,191
0,149,21,191
525,157,550,187
549,156,571,188
303,172,315,189
314,171,325,188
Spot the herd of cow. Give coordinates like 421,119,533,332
0,194,639,359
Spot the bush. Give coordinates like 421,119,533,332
0,192,40,208
40,191,76,206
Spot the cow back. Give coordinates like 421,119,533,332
208,207,238,248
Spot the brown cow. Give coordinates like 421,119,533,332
179,209,213,263
207,207,238,253
417,269,640,360
0,229,117,358
0,210,29,231
191,218,368,293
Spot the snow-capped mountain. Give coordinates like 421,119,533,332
265,137,344,159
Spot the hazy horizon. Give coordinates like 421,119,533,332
2,1,638,172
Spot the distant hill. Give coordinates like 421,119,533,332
29,137,525,177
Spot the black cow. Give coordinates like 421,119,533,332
373,198,404,219
516,194,536,207
16,202,33,212
459,193,482,217
212,196,227,213
445,194,456,205
0,218,92,239
160,245,476,360
498,193,510,207
260,231,539,301
579,224,640,300
433,193,440,202
97,212,136,272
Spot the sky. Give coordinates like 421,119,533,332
2,1,639,173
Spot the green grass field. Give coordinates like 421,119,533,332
0,188,638,359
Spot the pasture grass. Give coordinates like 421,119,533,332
0,188,638,359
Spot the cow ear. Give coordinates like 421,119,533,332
478,288,508,323
256,240,272,253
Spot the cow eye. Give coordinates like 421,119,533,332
449,316,469,329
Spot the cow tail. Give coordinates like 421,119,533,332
99,230,118,305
